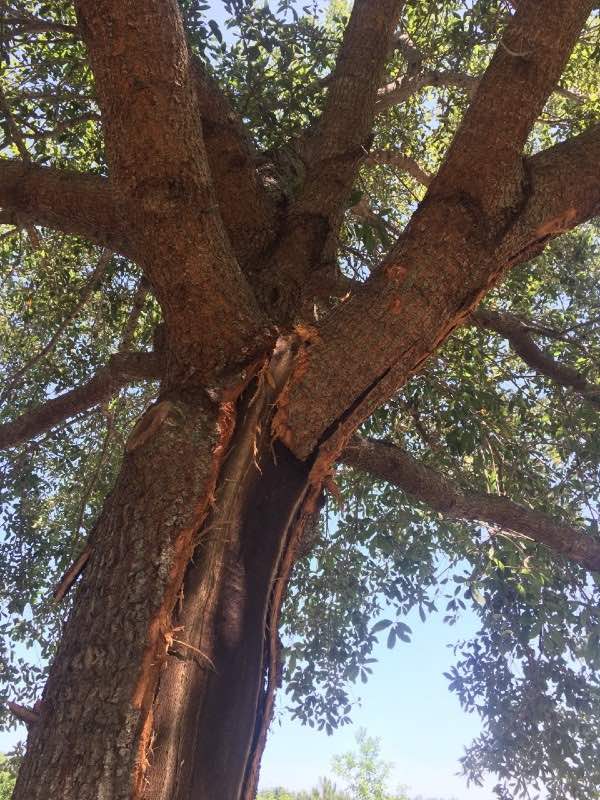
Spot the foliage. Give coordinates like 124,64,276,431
258,731,453,800
332,729,408,800
1,1,600,799
0,752,19,800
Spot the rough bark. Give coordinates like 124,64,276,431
12,398,235,800
7,1,600,799
341,436,600,572
73,0,268,377
254,0,405,319
273,0,595,460
0,159,129,251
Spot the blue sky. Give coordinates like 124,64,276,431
258,604,494,799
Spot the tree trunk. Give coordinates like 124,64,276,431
12,367,315,800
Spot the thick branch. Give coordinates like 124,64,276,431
74,1,268,378
73,0,206,197
257,0,405,319
0,159,129,251
273,0,594,460
473,308,600,407
341,436,600,573
296,0,405,219
0,352,162,450
502,123,600,265
433,0,594,215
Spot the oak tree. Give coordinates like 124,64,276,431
1,0,600,799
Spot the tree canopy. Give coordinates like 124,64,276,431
1,1,599,799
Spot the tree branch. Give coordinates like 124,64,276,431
273,0,594,460
0,159,129,251
473,308,600,407
376,68,477,113
0,352,162,450
341,436,600,573
433,0,594,215
257,0,405,319
365,149,432,186
296,0,405,219
375,68,586,115
74,0,268,377
502,123,600,266
190,59,277,269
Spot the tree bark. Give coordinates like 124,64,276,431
12,351,317,800
12,397,235,799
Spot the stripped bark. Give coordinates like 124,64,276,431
13,399,236,800
341,436,600,573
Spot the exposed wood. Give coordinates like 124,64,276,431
12,400,236,800
52,547,92,604
341,436,600,573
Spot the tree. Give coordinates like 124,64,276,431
0,0,599,799
332,729,408,800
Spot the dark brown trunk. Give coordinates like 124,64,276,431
145,437,310,800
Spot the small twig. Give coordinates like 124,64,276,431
118,277,150,351
170,639,217,671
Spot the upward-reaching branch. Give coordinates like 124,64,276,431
432,0,594,216
295,0,405,219
256,0,405,320
191,59,277,270
74,0,268,378
274,0,595,460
